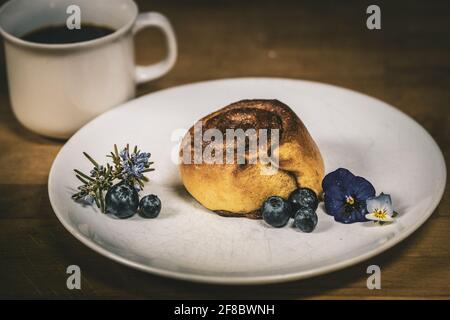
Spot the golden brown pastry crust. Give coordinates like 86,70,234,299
179,99,324,219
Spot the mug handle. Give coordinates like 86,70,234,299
133,12,177,84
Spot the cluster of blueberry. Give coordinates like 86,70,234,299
261,188,319,232
105,183,161,219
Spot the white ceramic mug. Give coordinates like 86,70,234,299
0,0,177,138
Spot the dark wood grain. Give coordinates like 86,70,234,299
0,0,448,299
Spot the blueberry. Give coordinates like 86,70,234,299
261,196,292,228
288,188,319,216
139,194,161,218
294,207,318,233
105,183,139,219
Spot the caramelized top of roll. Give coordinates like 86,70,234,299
181,99,317,161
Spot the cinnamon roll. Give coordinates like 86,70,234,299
179,99,324,219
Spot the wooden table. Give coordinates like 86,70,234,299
0,0,449,299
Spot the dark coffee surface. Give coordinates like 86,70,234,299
22,24,115,44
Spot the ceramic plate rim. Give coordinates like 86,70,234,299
48,77,447,285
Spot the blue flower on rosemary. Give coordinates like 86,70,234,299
120,148,151,180
322,168,376,224
110,145,154,190
72,154,114,212
77,193,95,205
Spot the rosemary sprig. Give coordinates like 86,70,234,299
72,144,154,213
83,152,99,168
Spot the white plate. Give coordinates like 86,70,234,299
48,78,446,284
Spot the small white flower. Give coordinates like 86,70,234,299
365,193,394,223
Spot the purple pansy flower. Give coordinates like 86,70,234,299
322,168,376,224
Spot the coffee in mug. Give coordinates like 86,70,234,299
22,24,115,44
0,0,177,138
